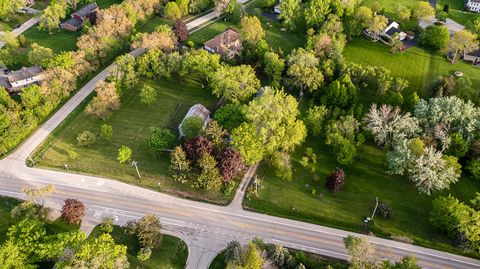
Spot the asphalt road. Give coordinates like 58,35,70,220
1,3,480,269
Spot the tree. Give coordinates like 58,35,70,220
419,25,450,50
231,123,265,165
240,16,265,44
304,105,327,136
217,147,244,182
61,198,86,224
226,242,263,268
100,124,113,141
182,136,213,162
195,153,223,190
56,233,129,269
170,146,191,182
278,0,302,31
204,120,227,148
6,218,46,262
0,241,35,269
304,0,331,28
469,17,480,36
28,43,54,66
125,214,162,249
244,87,307,155
209,64,260,104
214,104,245,131
408,147,460,195
326,168,345,192
173,19,189,41
286,48,324,94
109,54,137,97
11,185,55,220
413,1,435,21
21,84,43,109
321,74,357,108
177,0,190,15
132,31,176,52
355,6,373,29
343,236,378,269
271,151,293,180
117,145,132,164
466,159,480,181
0,0,24,19
395,4,411,22
39,0,68,32
147,127,176,156
189,0,213,14
367,15,388,35
446,132,468,158
0,33,20,66
332,137,356,165
224,0,242,22
214,0,230,16
164,2,182,19
389,256,421,269
140,85,157,106
77,130,96,146
447,30,479,63
181,116,205,139
85,81,120,120
263,51,285,88
180,49,221,84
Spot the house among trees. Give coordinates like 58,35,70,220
382,19,407,41
467,0,480,12
464,49,480,65
0,66,43,93
203,29,243,59
178,104,211,137
60,3,99,32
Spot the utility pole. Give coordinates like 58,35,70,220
371,196,379,220
131,160,141,179
64,164,69,171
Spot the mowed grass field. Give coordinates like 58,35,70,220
32,78,237,204
244,138,480,255
344,38,480,97
90,225,188,269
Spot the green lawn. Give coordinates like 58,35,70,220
188,9,304,54
22,26,82,53
137,16,174,33
33,78,236,205
344,37,480,97
361,0,420,15
244,137,480,256
90,225,188,269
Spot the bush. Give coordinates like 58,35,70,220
100,124,113,141
137,247,152,261
17,34,28,48
117,145,132,164
466,159,480,180
419,25,450,50
325,168,345,193
180,116,205,139
377,202,393,218
214,104,245,131
77,130,96,146
146,127,176,157
61,198,86,224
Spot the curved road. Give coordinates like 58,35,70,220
1,5,480,269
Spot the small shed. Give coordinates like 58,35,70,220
178,104,211,137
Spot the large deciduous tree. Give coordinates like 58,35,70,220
278,0,302,31
85,81,120,120
109,54,137,97
263,51,285,88
61,198,86,224
244,87,307,155
240,16,265,44
28,43,54,67
180,49,221,84
217,147,244,182
447,30,478,63
231,122,264,165
343,236,379,269
419,25,450,51
39,0,68,33
125,214,162,249
286,48,323,94
413,1,435,21
173,19,189,41
182,136,213,162
304,0,331,28
146,127,176,156
209,64,260,104
0,0,24,19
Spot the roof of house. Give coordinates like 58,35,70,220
468,0,480,3
385,27,401,36
62,17,83,27
0,77,10,89
204,29,241,54
466,49,480,57
6,66,43,83
73,3,98,18
183,104,210,122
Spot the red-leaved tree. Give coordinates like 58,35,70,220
61,198,86,224
326,168,345,193
182,136,213,163
217,147,245,182
173,20,188,42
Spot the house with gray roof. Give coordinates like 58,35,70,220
464,49,480,65
0,66,44,93
60,3,99,31
467,0,480,12
178,104,211,137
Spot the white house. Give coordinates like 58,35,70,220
382,20,407,41
274,0,281,14
178,104,211,137
467,0,480,12
0,66,44,93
